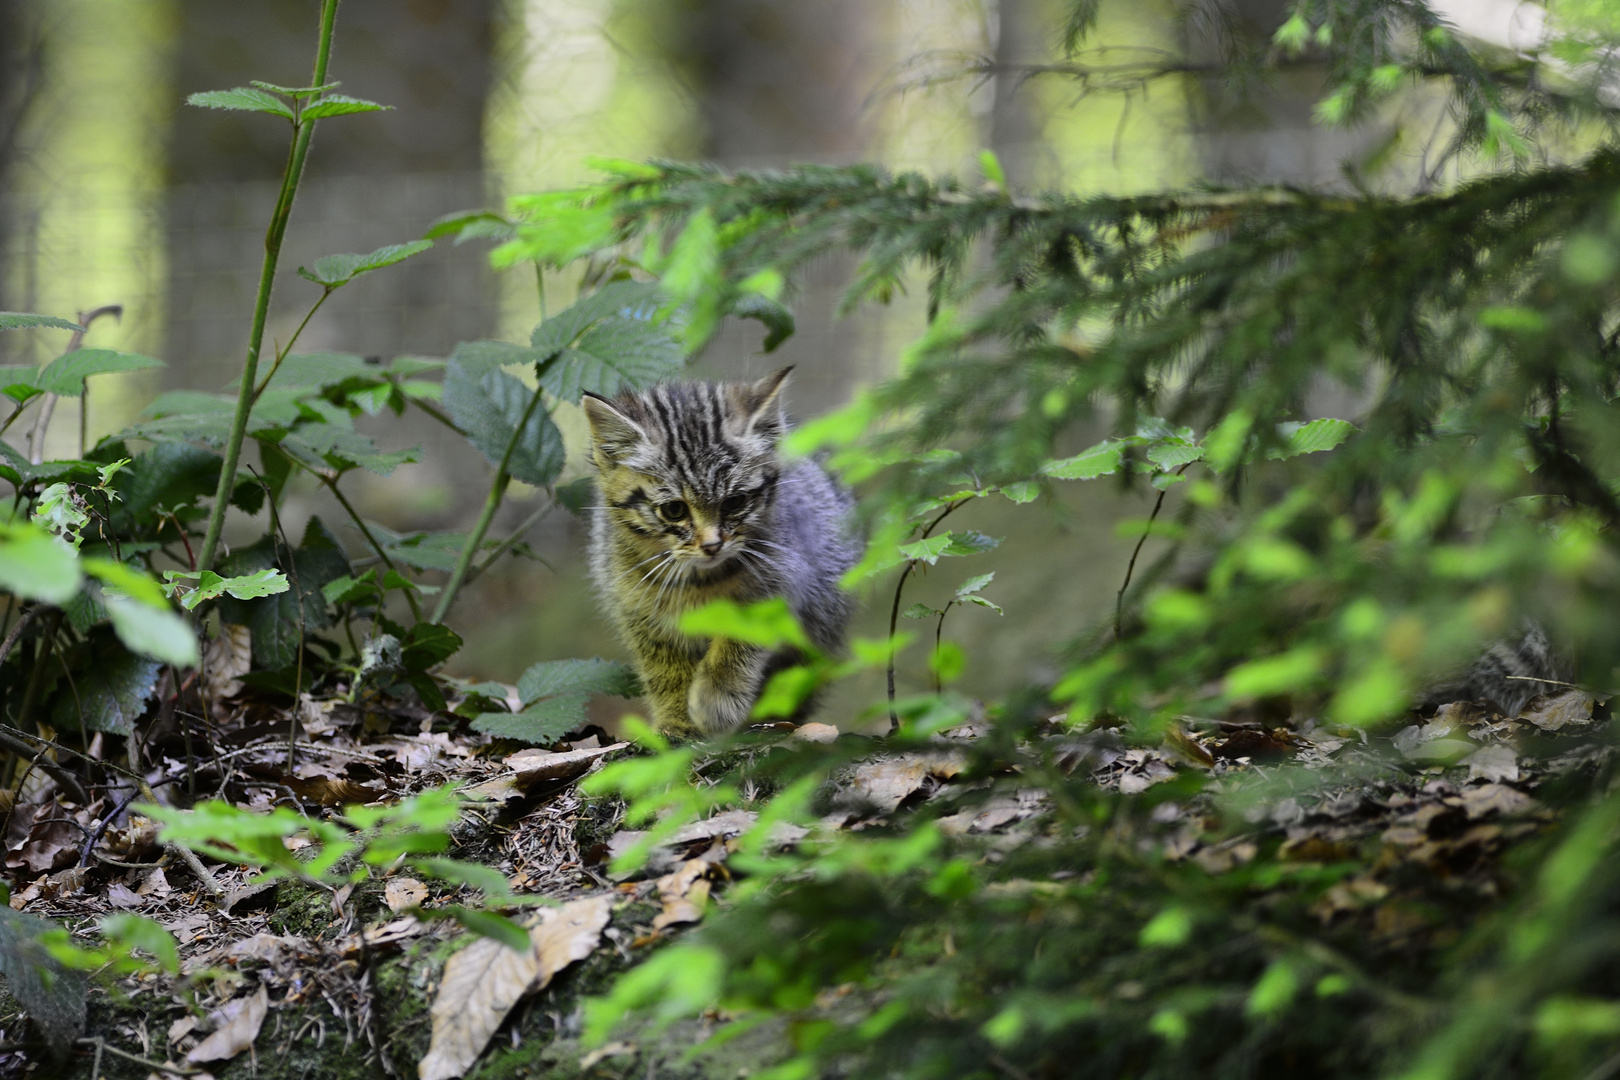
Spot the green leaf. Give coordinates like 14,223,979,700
101,595,199,666
441,356,566,487
678,598,811,651
531,282,685,403
249,79,338,98
1270,418,1357,459
215,517,350,670
0,908,86,1053
999,481,1040,503
100,913,180,975
322,571,377,606
108,442,222,532
0,312,82,332
901,603,939,620
1146,441,1204,470
955,572,994,598
260,351,375,390
731,292,795,352
661,208,722,348
471,694,592,745
940,531,1000,557
186,86,295,120
495,190,617,269
961,595,1003,614
516,658,639,705
413,857,512,897
35,349,164,397
1042,439,1126,480
296,241,432,287
82,557,166,606
299,93,390,120
424,209,515,244
0,521,82,603
401,622,463,672
52,637,162,736
442,907,531,953
899,534,953,565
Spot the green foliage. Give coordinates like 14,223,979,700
0,907,87,1054
472,657,639,745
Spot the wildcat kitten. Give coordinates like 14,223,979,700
582,368,859,735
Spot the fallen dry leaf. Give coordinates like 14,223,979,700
386,878,428,913
851,753,964,812
186,984,268,1064
1520,691,1593,731
1460,783,1537,819
418,894,613,1080
204,623,252,703
652,859,712,931
107,881,144,909
1463,743,1520,783
503,743,628,788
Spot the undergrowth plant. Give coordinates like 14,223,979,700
480,2,1620,1078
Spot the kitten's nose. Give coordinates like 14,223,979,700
700,537,723,556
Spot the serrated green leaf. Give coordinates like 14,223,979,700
402,622,463,672
82,557,166,607
961,595,1003,614
187,86,295,119
215,518,350,670
297,241,432,287
899,534,954,565
1271,418,1357,459
901,603,939,620
517,658,639,704
1151,472,1187,490
424,209,514,244
299,93,390,120
1042,439,1125,480
956,573,994,597
1146,441,1204,469
35,349,164,397
999,481,1040,503
441,357,565,487
471,694,593,745
322,571,377,606
531,282,684,402
249,79,338,98
0,312,82,332
53,637,162,736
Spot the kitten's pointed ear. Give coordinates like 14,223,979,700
740,366,792,439
581,393,646,464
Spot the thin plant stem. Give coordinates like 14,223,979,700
431,379,549,625
264,474,306,771
0,605,36,668
1114,462,1192,638
465,499,554,584
252,286,333,403
28,304,118,464
318,474,423,621
887,498,967,733
410,396,467,438
196,0,342,573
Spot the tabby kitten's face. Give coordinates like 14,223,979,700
582,369,791,575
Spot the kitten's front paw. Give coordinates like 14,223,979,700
687,672,754,734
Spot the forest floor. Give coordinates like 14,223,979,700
0,668,1607,1079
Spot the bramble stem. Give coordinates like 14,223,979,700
196,0,341,573
430,379,548,624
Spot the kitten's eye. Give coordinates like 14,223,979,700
721,494,748,516
657,500,689,522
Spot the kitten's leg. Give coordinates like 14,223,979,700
688,637,771,734
636,639,700,735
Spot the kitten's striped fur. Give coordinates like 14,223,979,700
582,368,859,734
